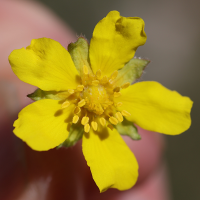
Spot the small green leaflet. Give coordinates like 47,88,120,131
116,118,141,140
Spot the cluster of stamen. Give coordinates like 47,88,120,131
60,65,131,133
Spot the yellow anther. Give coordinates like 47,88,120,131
107,124,114,130
114,92,121,98
91,121,98,131
77,85,84,91
72,115,79,124
109,117,118,125
121,82,130,89
84,124,90,133
83,65,88,75
78,99,86,107
81,116,89,125
116,102,123,107
115,112,123,122
113,87,120,92
104,100,113,106
74,106,81,114
121,110,131,117
101,76,108,84
110,70,118,80
68,89,74,94
96,69,102,79
100,117,106,126
61,101,70,108
85,97,89,103
56,91,71,99
89,73,95,81
92,80,99,86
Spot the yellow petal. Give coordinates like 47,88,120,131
82,127,138,192
9,38,80,91
116,81,193,135
13,99,75,151
89,11,146,76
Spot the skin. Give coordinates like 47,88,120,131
0,1,170,199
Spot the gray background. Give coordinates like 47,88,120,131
36,0,200,199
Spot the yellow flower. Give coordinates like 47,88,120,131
9,11,192,192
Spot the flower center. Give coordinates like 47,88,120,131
60,65,131,133
81,85,112,115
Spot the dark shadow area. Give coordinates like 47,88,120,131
54,109,63,117
84,131,90,139
95,127,109,141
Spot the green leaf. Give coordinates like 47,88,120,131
116,118,141,140
113,57,150,87
57,123,84,148
27,88,70,101
68,37,92,74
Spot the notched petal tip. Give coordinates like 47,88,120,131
9,38,79,91
90,10,147,76
115,16,147,45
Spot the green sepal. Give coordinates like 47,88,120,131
27,88,72,101
68,37,92,74
116,118,141,140
113,57,150,87
57,123,84,148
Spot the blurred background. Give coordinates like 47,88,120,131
1,0,199,199
36,0,200,199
